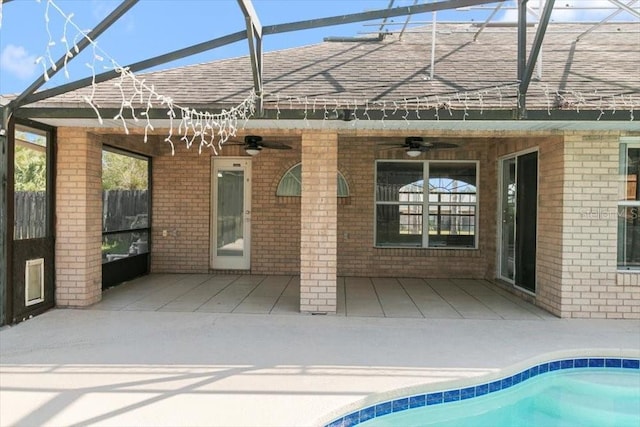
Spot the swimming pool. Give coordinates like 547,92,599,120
325,357,640,427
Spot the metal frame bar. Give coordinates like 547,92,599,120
608,0,640,18
473,2,504,41
10,0,139,109
19,31,247,106
17,0,503,107
398,0,419,41
262,0,506,35
577,0,638,41
237,0,264,114
0,106,9,325
518,0,555,118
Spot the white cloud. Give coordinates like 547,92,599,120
0,44,37,80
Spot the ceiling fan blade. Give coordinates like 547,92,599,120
260,141,292,150
420,142,458,149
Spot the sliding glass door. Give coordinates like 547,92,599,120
499,151,538,293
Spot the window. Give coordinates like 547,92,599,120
276,163,349,197
102,148,150,263
618,142,640,269
14,125,48,240
375,161,478,248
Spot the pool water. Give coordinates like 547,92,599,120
326,359,640,427
358,369,640,427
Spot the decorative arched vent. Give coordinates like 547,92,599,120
276,163,349,197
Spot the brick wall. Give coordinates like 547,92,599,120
338,134,496,279
559,132,638,319
300,131,338,313
151,142,211,273
495,136,565,315
55,128,102,306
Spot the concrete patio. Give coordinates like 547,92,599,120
1,274,638,427
91,274,554,320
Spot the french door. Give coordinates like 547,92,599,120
499,151,538,293
211,158,251,270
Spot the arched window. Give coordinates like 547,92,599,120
276,163,349,197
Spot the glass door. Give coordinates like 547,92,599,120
211,158,251,270
499,152,538,293
500,158,516,282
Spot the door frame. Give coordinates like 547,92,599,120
7,118,56,323
497,147,539,295
210,157,252,270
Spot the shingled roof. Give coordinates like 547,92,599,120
18,22,640,121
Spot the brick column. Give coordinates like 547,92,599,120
559,133,622,318
300,131,337,313
55,128,102,306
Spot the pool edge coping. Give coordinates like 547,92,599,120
317,348,640,427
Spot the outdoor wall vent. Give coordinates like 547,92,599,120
25,258,45,306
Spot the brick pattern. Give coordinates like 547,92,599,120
338,135,496,279
250,135,301,275
151,143,211,273
496,137,565,316
560,133,638,319
55,128,102,306
300,131,337,313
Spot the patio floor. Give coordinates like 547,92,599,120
2,274,638,427
92,274,555,320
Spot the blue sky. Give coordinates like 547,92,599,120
0,0,636,96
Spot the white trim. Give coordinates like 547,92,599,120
25,258,45,306
210,157,252,270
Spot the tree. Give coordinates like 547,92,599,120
14,145,46,192
102,150,148,190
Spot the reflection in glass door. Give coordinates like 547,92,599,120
499,152,538,293
500,158,516,281
212,158,251,270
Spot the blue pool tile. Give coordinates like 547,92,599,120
501,376,513,389
343,413,359,427
489,380,502,392
409,395,426,409
443,390,460,403
623,359,640,369
512,373,522,385
393,398,409,412
461,387,475,400
605,358,622,368
560,359,574,369
549,361,561,371
528,365,539,378
326,418,345,427
427,392,443,406
359,406,375,423
539,363,549,374
520,369,530,381
574,358,589,368
589,358,605,368
375,401,392,416
476,383,489,396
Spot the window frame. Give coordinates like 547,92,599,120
374,159,479,249
617,139,640,271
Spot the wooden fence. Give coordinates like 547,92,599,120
14,191,46,239
14,190,149,239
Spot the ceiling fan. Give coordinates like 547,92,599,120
225,135,292,156
379,136,458,157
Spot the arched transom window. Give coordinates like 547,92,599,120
276,163,349,197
